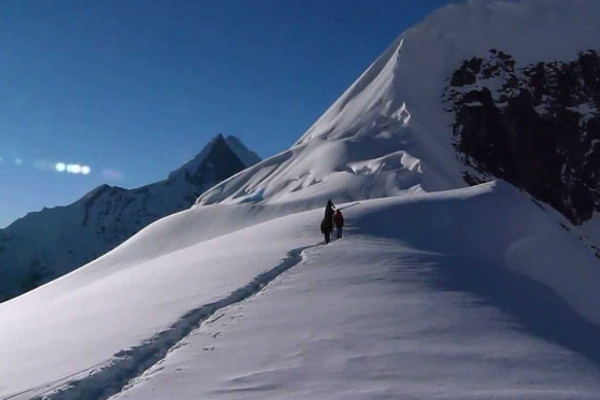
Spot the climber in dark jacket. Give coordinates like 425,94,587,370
321,217,333,244
321,199,335,244
333,209,344,239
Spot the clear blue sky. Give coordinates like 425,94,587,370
0,0,457,227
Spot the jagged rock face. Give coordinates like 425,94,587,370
0,135,257,302
445,49,600,224
171,135,248,191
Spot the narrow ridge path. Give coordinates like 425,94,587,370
30,246,314,400
99,237,600,400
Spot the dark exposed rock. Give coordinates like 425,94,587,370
450,58,483,86
445,49,600,225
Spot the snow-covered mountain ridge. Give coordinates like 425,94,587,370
197,0,600,249
0,134,259,302
198,0,600,201
3,0,600,398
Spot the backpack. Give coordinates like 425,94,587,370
334,212,344,227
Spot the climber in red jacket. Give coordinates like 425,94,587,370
333,209,344,239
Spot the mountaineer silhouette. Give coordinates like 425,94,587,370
320,199,335,244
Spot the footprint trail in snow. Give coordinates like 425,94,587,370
27,246,315,400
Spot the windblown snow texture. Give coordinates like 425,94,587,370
0,134,259,302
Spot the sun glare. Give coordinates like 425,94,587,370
66,164,82,174
53,162,92,175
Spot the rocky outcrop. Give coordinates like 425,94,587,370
445,49,600,224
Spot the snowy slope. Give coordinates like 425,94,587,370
3,184,600,400
196,0,600,239
113,207,600,400
2,0,600,399
0,134,259,302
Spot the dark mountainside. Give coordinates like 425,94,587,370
0,134,259,302
444,49,600,225
80,134,250,248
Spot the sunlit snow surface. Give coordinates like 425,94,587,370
114,239,600,400
108,186,600,400
3,0,600,398
3,184,600,399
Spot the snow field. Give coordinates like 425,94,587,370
110,218,600,400
0,208,319,399
4,181,600,399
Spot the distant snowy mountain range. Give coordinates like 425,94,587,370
0,134,259,302
3,1,600,399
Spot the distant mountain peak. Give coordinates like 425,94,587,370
223,135,261,167
0,134,260,302
168,134,259,182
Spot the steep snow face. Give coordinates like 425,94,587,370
196,37,447,209
197,0,600,212
299,0,600,145
0,134,258,302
